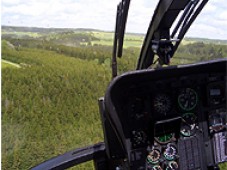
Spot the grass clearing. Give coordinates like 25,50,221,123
2,31,42,38
91,32,144,48
2,59,21,68
2,61,16,69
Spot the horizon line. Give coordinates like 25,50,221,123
2,25,227,41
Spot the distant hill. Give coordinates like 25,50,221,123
2,25,227,46
184,37,227,45
1,25,103,34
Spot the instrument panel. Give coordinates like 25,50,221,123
125,73,226,170
104,59,227,170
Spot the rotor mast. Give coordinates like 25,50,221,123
137,0,209,69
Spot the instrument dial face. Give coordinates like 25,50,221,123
164,144,177,161
178,88,198,111
147,149,161,164
132,130,147,148
155,133,174,144
180,113,197,137
153,94,172,115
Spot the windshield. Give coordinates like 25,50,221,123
170,0,227,66
124,1,227,68
1,0,227,170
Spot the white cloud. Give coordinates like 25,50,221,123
1,0,227,40
185,1,227,39
218,11,227,21
2,1,56,16
126,0,158,33
209,0,227,9
2,0,22,6
2,0,119,30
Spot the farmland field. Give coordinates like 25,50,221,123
1,26,227,170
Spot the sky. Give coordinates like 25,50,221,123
1,0,227,40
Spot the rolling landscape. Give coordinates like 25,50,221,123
2,25,227,169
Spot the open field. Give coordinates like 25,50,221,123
91,31,144,48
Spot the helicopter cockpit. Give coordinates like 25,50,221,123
104,59,226,170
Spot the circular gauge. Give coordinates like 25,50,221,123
164,143,177,161
166,161,179,170
153,94,172,115
132,130,147,147
178,88,198,111
180,113,197,137
155,133,174,144
147,149,161,164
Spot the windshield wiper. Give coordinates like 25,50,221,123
112,0,131,79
